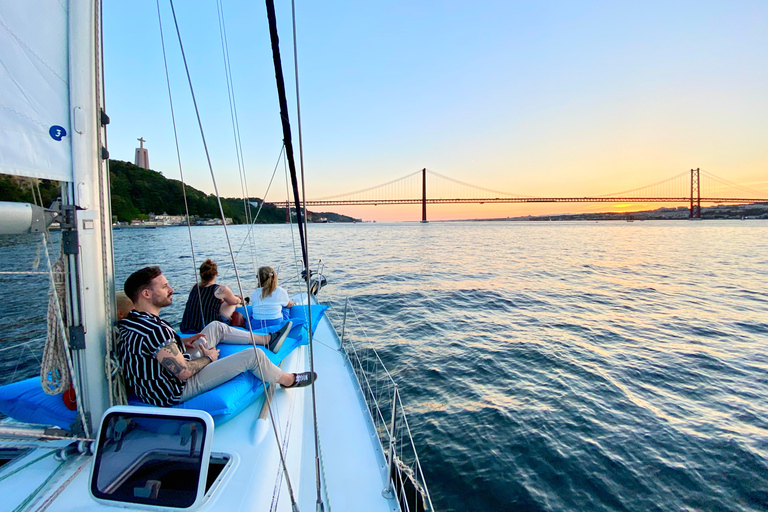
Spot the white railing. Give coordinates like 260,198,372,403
327,297,434,512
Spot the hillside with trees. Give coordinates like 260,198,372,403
0,160,356,224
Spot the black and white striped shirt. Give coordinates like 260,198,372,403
118,310,186,406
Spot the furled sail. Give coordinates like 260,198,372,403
0,1,72,181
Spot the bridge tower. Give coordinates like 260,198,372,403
690,168,701,219
421,168,427,223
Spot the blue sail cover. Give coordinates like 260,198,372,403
0,1,73,181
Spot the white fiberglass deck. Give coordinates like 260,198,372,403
1,300,398,512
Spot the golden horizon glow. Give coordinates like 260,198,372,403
102,2,768,223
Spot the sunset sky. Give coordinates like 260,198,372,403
103,1,768,222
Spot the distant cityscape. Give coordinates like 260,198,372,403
469,203,768,222
114,212,364,228
117,213,233,227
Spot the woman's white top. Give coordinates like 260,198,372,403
250,286,290,320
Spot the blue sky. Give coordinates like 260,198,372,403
103,1,768,221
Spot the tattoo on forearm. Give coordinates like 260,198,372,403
160,356,185,376
186,357,210,375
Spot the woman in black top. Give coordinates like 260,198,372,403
180,259,244,333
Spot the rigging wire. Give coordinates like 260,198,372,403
216,0,259,277
229,145,286,262
222,142,299,330
284,150,302,286
167,2,300,509
289,1,323,508
155,0,205,329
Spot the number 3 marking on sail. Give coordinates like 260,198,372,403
49,125,67,141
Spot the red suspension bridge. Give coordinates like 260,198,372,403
278,168,768,222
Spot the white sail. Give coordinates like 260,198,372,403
0,0,72,181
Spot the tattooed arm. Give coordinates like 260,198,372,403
214,285,243,306
155,341,219,381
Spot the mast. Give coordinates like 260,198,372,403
62,0,113,435
264,0,309,271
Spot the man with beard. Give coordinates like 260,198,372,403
118,266,316,407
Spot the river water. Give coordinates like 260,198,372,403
2,220,768,511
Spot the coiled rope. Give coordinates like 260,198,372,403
37,233,89,436
40,253,70,395
105,326,127,407
25,186,71,397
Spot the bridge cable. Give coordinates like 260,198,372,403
597,171,689,198
167,3,301,509
426,168,532,198
701,170,768,198
313,169,423,200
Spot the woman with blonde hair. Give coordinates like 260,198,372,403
251,266,294,321
180,259,244,333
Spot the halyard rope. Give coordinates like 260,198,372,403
0,451,56,484
31,459,89,512
11,458,66,512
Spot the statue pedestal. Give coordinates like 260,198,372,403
134,147,149,169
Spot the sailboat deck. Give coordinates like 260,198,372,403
1,301,399,511
302,310,396,512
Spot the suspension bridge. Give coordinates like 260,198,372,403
277,168,768,222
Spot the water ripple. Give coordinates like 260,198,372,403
2,221,768,511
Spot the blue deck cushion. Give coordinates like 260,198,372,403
141,335,307,424
127,370,265,424
289,304,328,336
0,304,329,428
233,303,328,336
0,377,76,429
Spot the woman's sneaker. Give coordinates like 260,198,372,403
268,321,293,353
286,372,317,388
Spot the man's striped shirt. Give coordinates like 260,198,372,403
118,310,186,406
